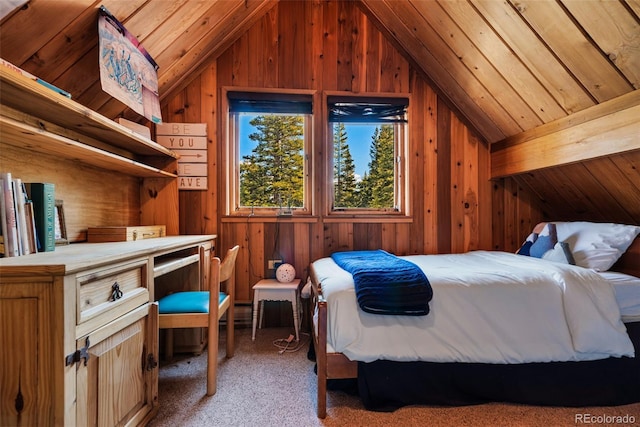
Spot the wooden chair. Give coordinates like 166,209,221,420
217,245,240,359
157,245,240,396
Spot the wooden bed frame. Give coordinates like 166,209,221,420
309,237,640,418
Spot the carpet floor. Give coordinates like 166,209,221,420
147,327,640,427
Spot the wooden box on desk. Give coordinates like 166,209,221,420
87,225,166,243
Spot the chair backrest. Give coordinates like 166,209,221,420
208,256,221,314
220,245,240,283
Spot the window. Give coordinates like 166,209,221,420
226,91,313,215
328,95,409,214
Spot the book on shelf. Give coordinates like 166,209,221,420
14,178,32,255
0,57,72,98
10,179,23,255
24,199,38,254
0,180,7,257
26,182,56,252
0,174,48,257
1,173,19,257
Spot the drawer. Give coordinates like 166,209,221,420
76,258,150,337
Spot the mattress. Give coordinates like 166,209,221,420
312,250,634,364
600,271,640,321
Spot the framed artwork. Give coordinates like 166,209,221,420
97,6,162,123
55,199,68,245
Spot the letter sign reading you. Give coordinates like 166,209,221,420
156,123,208,190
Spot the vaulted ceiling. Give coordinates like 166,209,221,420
1,0,639,222
2,0,637,143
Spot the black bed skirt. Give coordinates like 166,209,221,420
356,322,640,411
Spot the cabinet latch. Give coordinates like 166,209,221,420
65,337,90,367
145,353,158,371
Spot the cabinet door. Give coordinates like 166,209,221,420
0,280,59,426
76,303,158,427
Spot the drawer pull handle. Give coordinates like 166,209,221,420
111,282,123,301
133,230,157,240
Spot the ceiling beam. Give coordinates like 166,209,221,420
491,90,640,178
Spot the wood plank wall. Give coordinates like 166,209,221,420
160,0,543,304
0,142,141,242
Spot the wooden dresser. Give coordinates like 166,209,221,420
0,235,215,426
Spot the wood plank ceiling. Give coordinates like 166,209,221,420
0,0,278,120
362,0,639,142
1,0,639,223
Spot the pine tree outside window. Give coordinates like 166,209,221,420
328,94,409,215
226,90,313,215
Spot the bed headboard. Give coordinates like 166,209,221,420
611,235,640,277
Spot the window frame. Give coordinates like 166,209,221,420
324,91,411,218
222,87,316,217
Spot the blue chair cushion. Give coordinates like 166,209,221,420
158,291,228,314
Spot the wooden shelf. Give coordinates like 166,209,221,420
154,253,200,278
0,67,179,173
0,112,176,178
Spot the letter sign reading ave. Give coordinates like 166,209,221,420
155,122,208,190
178,177,206,190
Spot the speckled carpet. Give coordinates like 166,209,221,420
147,327,640,427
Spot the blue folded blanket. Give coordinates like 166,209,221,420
331,250,432,316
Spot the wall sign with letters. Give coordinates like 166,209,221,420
156,123,208,190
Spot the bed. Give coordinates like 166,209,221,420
309,221,640,418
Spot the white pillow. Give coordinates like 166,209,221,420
541,241,575,265
553,222,640,271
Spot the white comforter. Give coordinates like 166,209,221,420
313,251,634,364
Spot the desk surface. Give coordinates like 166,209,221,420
0,235,217,275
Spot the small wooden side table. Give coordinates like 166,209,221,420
252,278,302,341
